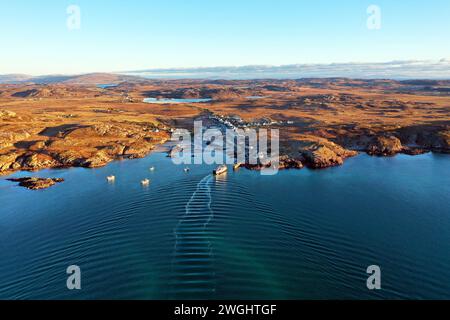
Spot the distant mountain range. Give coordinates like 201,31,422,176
0,73,144,85
1,60,450,84
124,60,450,80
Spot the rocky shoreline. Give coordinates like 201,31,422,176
2,127,448,179
0,121,170,177
239,132,447,172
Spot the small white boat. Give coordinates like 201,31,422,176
106,175,116,182
213,165,228,175
184,168,190,173
149,166,155,171
141,179,150,186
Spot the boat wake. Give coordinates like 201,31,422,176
170,174,216,298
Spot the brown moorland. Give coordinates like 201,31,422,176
0,76,449,178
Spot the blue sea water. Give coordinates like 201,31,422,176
0,152,449,299
96,84,118,89
143,98,212,104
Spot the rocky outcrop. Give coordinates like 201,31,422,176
406,129,450,153
78,151,112,168
0,152,58,174
52,150,81,166
297,136,358,169
336,129,438,156
0,141,13,149
101,144,126,157
0,110,17,119
367,136,403,156
0,112,170,175
243,155,304,171
243,136,358,171
0,153,19,172
0,130,31,149
122,139,155,159
7,177,64,190
64,124,130,139
278,156,304,170
438,131,450,152
336,125,450,156
15,153,57,170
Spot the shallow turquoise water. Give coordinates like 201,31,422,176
0,152,449,299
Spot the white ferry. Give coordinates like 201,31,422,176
213,165,228,175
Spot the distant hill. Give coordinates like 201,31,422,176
0,74,34,84
2,60,450,84
0,73,146,85
124,60,450,80
400,79,450,86
57,73,146,85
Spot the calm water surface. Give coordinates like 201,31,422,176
0,152,449,299
143,98,212,104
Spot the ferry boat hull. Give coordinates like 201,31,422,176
213,165,228,175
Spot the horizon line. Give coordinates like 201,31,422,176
1,59,450,77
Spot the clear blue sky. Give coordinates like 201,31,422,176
0,0,449,75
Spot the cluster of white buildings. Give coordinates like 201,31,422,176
209,113,294,131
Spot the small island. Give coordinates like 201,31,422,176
7,177,64,190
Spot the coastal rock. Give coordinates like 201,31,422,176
302,146,344,168
122,139,154,159
436,130,450,152
297,136,358,169
7,177,64,190
278,156,304,170
367,136,403,156
102,144,127,157
244,155,304,171
402,147,430,156
0,153,19,172
16,153,57,170
335,128,437,156
79,151,112,168
52,150,81,166
396,126,450,153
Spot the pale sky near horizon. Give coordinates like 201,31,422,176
0,0,449,75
